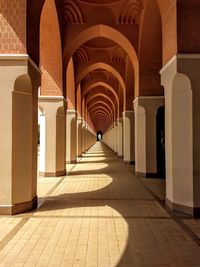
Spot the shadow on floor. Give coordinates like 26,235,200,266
33,143,200,266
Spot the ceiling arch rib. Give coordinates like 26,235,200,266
64,24,139,93
89,106,112,120
86,93,117,118
88,101,114,120
91,115,111,125
77,62,125,95
91,112,109,121
90,108,111,120
82,81,120,109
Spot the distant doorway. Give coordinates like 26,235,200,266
97,131,103,141
156,106,166,178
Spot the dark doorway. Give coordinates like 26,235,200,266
156,106,165,178
97,131,103,141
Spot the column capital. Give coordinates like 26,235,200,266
160,53,200,88
39,95,67,103
133,96,164,115
39,96,67,116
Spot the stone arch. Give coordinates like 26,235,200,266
91,110,110,121
40,0,63,96
64,24,139,93
77,62,125,94
89,105,113,120
138,0,162,96
86,93,117,118
88,101,114,120
66,57,76,109
90,108,111,120
82,81,120,110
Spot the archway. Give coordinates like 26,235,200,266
97,131,103,142
64,24,139,95
156,106,165,178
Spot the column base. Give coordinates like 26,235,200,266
124,161,135,165
166,198,200,217
0,196,38,215
39,170,66,177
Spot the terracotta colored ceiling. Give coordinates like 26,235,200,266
55,0,144,132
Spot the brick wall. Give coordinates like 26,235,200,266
40,0,63,96
156,0,177,65
0,0,26,53
177,0,200,54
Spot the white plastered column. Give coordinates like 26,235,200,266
77,117,82,157
117,118,123,157
123,111,135,164
134,97,164,177
103,127,112,149
114,122,118,153
81,121,87,154
160,54,200,216
0,55,40,214
87,127,96,149
66,110,77,163
39,96,66,176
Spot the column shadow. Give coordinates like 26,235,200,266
35,143,193,267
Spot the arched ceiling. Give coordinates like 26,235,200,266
54,0,146,133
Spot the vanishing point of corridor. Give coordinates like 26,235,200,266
0,142,199,266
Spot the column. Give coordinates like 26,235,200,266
82,121,86,154
39,96,66,177
66,110,77,164
85,126,89,151
114,122,118,153
0,55,40,214
77,117,82,157
134,97,164,177
160,54,200,216
123,111,135,164
117,118,123,157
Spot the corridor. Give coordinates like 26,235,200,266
0,142,199,266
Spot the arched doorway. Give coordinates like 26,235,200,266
156,106,165,178
97,131,103,141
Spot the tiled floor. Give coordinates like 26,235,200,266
0,142,200,266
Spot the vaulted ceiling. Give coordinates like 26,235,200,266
39,0,163,133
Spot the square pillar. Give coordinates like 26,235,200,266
134,97,164,177
117,118,123,157
66,110,77,164
123,111,135,164
0,55,40,214
160,54,200,216
82,122,86,154
114,122,118,153
77,117,82,157
39,96,66,177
